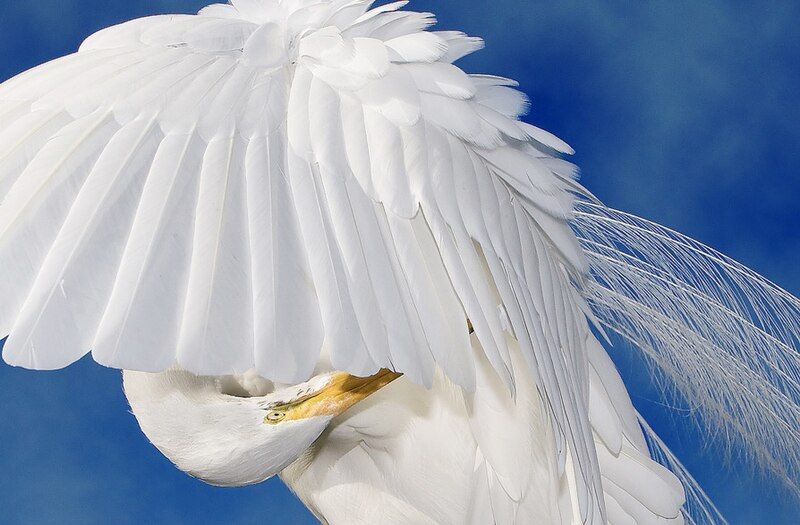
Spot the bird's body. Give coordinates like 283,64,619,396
124,331,686,524
281,360,561,525
1,1,798,523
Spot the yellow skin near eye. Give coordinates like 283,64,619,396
264,369,402,425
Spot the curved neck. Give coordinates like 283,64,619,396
122,369,327,487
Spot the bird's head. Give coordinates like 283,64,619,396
123,368,401,487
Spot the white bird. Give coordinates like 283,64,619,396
0,1,798,523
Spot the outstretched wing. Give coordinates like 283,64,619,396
0,2,604,520
573,201,800,499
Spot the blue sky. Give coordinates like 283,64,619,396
0,1,798,523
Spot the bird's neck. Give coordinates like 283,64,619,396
122,369,283,487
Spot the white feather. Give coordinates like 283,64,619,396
385,213,476,391
385,32,448,63
93,132,204,371
574,201,800,497
0,109,72,199
245,133,324,383
177,136,254,374
4,117,160,368
405,62,476,99
436,31,485,63
288,149,374,376
0,111,119,339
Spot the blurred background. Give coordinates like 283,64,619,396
0,1,797,523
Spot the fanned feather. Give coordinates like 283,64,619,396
246,133,324,383
177,136,254,374
93,132,204,370
4,117,160,368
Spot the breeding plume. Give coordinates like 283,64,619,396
1,1,798,523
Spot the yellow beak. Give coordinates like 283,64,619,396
266,369,402,424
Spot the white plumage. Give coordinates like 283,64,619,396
1,1,797,523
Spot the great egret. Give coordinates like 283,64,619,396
1,1,798,523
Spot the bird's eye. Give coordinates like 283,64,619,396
265,410,287,424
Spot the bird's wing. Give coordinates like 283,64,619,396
465,331,690,525
573,201,800,502
586,337,691,525
0,3,605,520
